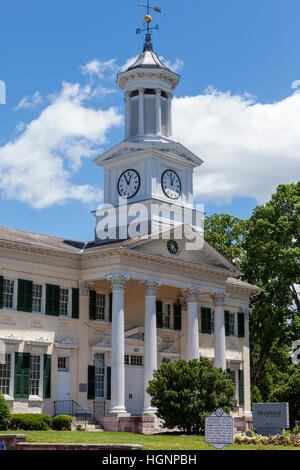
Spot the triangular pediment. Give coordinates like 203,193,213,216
94,140,203,168
125,225,240,275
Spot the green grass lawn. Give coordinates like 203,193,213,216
1,430,299,450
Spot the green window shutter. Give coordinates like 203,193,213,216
201,308,211,334
173,303,182,330
89,290,96,320
238,312,245,338
226,368,231,376
14,352,23,398
14,352,30,398
87,365,95,400
0,275,3,309
156,300,163,328
17,279,33,313
106,366,111,400
72,288,79,319
43,354,51,399
46,284,60,316
225,310,230,337
238,369,244,405
109,293,112,322
22,352,30,398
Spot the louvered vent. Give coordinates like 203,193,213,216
161,98,167,136
131,100,139,136
144,96,156,135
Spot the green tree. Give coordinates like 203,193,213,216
0,392,11,430
270,364,300,427
242,182,300,392
147,358,235,434
204,213,248,270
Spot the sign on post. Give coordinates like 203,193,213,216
252,403,289,435
205,408,234,450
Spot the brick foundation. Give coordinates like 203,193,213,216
100,415,156,434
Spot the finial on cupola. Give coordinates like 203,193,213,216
136,1,161,52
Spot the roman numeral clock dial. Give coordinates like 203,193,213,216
118,169,141,199
161,169,181,200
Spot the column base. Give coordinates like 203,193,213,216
142,406,157,416
109,406,130,417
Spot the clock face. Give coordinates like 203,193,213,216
161,169,181,200
117,169,140,199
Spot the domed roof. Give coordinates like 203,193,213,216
127,49,171,72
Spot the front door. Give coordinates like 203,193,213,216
56,357,71,415
125,365,144,415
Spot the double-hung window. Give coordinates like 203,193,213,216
30,355,41,397
0,353,12,396
59,288,69,317
3,279,14,309
229,313,235,336
94,353,105,399
96,293,106,321
162,303,171,329
32,284,43,313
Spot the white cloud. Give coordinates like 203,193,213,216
0,82,122,208
159,57,184,73
80,58,119,79
173,86,300,204
14,91,42,111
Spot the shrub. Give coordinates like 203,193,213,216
52,414,72,431
147,357,236,434
0,392,11,430
10,413,52,431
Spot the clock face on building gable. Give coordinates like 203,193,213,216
117,169,141,199
161,169,181,200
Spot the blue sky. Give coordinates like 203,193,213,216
0,0,300,241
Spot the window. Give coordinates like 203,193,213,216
32,284,43,313
131,99,139,136
230,370,236,386
94,353,105,399
59,288,69,317
229,313,235,336
124,355,143,366
58,357,69,371
95,293,106,321
144,96,156,134
161,97,167,136
162,303,171,329
3,279,14,309
30,355,41,396
0,353,11,395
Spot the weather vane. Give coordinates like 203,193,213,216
136,1,162,52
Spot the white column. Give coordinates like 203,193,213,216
142,280,160,414
138,88,144,135
155,88,161,136
125,91,131,139
211,293,226,370
167,92,173,137
106,273,129,415
78,281,90,408
185,289,200,360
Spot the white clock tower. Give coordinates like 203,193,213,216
94,23,203,243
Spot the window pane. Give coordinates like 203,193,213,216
59,289,69,316
96,293,106,320
58,357,69,371
30,355,41,396
0,354,11,395
94,353,105,399
163,304,171,329
3,279,14,309
229,313,235,336
32,284,43,312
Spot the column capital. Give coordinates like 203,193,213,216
78,280,90,297
155,88,162,95
106,273,129,291
138,87,145,95
184,288,200,303
210,292,226,307
142,280,160,296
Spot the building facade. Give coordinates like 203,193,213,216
0,40,260,432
